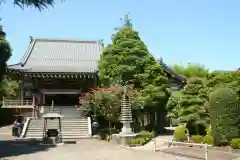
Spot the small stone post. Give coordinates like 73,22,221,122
205,144,208,160
51,100,54,112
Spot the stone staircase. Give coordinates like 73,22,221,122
24,106,91,141
25,118,91,141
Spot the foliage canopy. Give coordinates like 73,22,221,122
0,0,63,11
99,14,170,109
209,87,240,146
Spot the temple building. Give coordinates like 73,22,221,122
3,37,186,117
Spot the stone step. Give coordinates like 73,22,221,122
29,122,88,126
26,131,89,135
29,126,88,129
31,121,88,124
31,119,88,121
29,124,88,127
25,117,91,140
26,133,90,136
27,128,88,131
27,129,89,132
28,125,88,129
30,121,88,124
25,135,91,140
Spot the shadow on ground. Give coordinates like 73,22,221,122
0,139,56,159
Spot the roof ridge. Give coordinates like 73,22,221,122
20,39,37,66
44,58,99,61
32,37,103,43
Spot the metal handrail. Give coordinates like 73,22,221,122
152,139,212,160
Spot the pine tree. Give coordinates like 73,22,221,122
0,0,62,11
99,14,171,132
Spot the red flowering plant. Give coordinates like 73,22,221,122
80,83,139,122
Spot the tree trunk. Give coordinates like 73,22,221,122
108,120,111,141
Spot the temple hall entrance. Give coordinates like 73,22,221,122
43,89,81,106
42,90,81,118
45,94,79,106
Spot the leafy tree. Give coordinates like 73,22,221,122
0,26,11,99
0,0,63,11
209,87,240,146
0,0,63,98
99,14,170,132
206,71,240,95
166,92,181,120
0,76,19,98
167,78,209,135
172,63,209,78
81,84,139,129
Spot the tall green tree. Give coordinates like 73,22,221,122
99,14,170,132
0,0,63,11
167,63,209,131
0,0,62,96
167,78,209,134
0,26,11,89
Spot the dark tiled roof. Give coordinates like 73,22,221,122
8,37,103,73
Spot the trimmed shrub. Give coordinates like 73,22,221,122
202,135,213,145
139,130,155,139
209,87,240,146
174,125,187,142
128,130,155,146
190,135,203,143
127,137,146,145
231,138,240,149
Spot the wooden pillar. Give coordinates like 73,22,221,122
20,73,24,105
94,74,98,88
20,73,25,114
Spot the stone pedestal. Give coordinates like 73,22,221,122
111,133,139,146
41,136,61,145
120,122,132,134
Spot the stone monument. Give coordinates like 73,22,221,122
112,86,139,145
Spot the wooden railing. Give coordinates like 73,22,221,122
2,99,34,108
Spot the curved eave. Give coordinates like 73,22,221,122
7,71,98,79
158,60,187,83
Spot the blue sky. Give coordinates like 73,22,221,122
0,0,239,71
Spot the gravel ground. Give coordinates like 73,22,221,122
159,146,240,160
0,139,188,160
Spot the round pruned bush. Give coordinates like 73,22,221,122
209,87,240,146
174,125,187,142
127,137,146,146
231,138,240,149
202,135,213,145
190,135,203,143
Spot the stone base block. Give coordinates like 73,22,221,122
111,133,139,146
